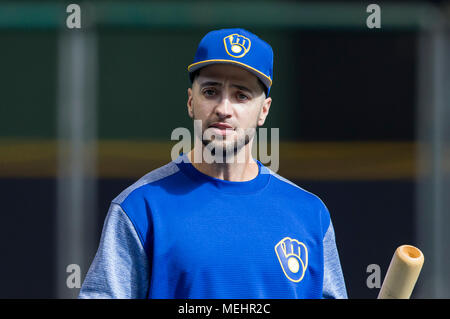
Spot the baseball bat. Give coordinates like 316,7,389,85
377,245,424,299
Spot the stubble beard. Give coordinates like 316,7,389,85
195,119,257,164
203,128,253,157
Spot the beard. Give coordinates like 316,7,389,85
203,127,254,158
193,118,258,164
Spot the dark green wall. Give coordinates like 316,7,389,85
1,28,416,141
0,30,57,138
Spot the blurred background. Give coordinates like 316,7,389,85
0,0,449,299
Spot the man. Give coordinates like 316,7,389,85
79,28,347,299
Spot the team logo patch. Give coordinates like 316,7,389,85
223,33,251,58
275,237,308,283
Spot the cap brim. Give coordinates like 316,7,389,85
188,59,272,90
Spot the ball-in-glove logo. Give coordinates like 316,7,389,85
223,34,251,58
275,237,308,282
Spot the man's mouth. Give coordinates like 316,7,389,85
209,122,234,129
208,122,235,136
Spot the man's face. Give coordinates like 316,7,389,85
187,64,271,159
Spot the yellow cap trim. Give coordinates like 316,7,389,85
187,59,272,86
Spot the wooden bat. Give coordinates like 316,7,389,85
378,245,424,299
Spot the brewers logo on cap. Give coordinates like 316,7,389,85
223,34,251,58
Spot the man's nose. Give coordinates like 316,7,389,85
215,96,233,118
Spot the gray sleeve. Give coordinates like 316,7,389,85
78,203,150,299
322,221,348,299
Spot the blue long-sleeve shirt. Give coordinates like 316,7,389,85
79,153,347,299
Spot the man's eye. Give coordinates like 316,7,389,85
203,89,216,97
237,93,249,101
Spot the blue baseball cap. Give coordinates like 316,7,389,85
188,28,273,96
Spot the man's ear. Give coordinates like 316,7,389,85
257,97,272,126
187,87,194,119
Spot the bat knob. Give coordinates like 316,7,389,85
377,245,424,299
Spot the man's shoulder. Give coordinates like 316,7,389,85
112,160,180,205
264,166,326,208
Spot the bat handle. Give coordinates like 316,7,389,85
378,245,424,299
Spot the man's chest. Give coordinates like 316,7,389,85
150,196,322,284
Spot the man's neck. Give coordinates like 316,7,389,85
186,146,259,182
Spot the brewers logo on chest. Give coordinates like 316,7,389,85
223,34,251,58
275,237,308,282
